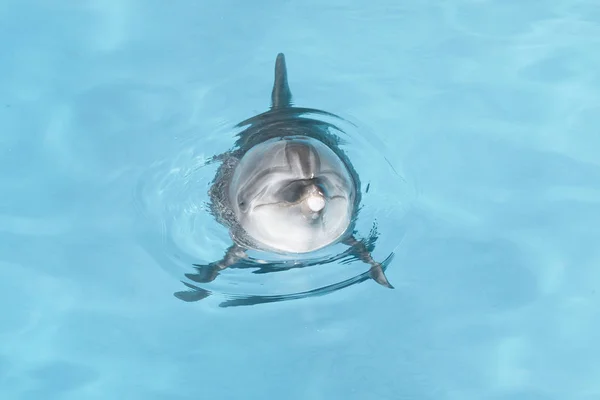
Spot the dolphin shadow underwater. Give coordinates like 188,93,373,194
175,53,394,305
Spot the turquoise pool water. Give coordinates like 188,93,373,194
2,1,600,399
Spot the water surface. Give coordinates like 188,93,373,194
1,1,600,399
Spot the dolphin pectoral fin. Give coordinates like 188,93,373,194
368,262,394,289
271,53,292,109
185,262,222,284
185,244,247,284
343,235,394,289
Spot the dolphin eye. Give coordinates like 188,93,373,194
237,194,248,211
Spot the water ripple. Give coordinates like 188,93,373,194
134,96,415,308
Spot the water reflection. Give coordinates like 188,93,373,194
175,225,395,307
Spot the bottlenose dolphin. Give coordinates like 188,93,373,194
189,53,393,288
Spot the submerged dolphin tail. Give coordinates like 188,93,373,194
271,53,292,109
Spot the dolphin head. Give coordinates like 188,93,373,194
229,135,356,253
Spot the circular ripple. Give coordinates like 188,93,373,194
134,109,415,307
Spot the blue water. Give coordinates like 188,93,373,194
2,1,600,399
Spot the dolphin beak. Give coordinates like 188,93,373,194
306,193,325,212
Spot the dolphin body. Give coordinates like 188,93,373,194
189,53,393,288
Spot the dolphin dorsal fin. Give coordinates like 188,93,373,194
271,53,292,109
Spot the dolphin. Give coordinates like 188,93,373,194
187,53,393,288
